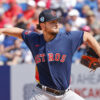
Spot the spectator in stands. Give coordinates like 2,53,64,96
7,0,16,3
3,35,17,47
81,5,91,18
37,1,46,10
21,41,33,64
50,0,64,18
46,0,51,9
0,7,11,28
65,22,72,32
4,1,23,25
27,1,46,32
74,0,84,12
68,9,86,31
62,0,77,10
86,10,100,36
85,0,97,10
50,0,61,10
23,50,33,64
23,0,36,20
93,0,100,22
27,8,43,32
59,21,72,35
4,39,23,65
0,1,5,12
3,24,16,47
81,25,91,32
15,14,27,29
35,0,51,8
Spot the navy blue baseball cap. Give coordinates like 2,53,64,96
39,9,58,23
37,9,59,30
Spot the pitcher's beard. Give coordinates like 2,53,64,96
51,31,58,35
50,29,59,35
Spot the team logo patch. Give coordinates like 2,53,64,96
40,17,45,22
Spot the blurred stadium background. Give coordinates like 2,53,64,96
0,0,100,100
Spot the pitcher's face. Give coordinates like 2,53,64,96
41,20,59,35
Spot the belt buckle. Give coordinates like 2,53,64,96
56,90,64,95
37,84,65,96
54,90,60,95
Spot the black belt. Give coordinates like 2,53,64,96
36,83,65,96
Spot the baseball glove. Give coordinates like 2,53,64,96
80,47,100,70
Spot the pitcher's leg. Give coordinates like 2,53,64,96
62,90,85,100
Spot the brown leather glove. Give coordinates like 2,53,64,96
80,47,100,70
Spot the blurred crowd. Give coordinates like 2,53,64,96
0,0,100,65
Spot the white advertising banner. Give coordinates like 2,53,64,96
11,63,100,100
71,63,100,100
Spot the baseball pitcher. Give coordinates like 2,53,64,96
0,9,100,100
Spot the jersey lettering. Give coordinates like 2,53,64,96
60,55,67,62
35,54,41,64
55,53,60,61
48,53,54,61
40,53,45,62
35,53,67,64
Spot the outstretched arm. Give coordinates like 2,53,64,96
80,32,100,70
83,32,100,57
0,27,24,39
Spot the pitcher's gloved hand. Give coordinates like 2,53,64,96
81,47,100,70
